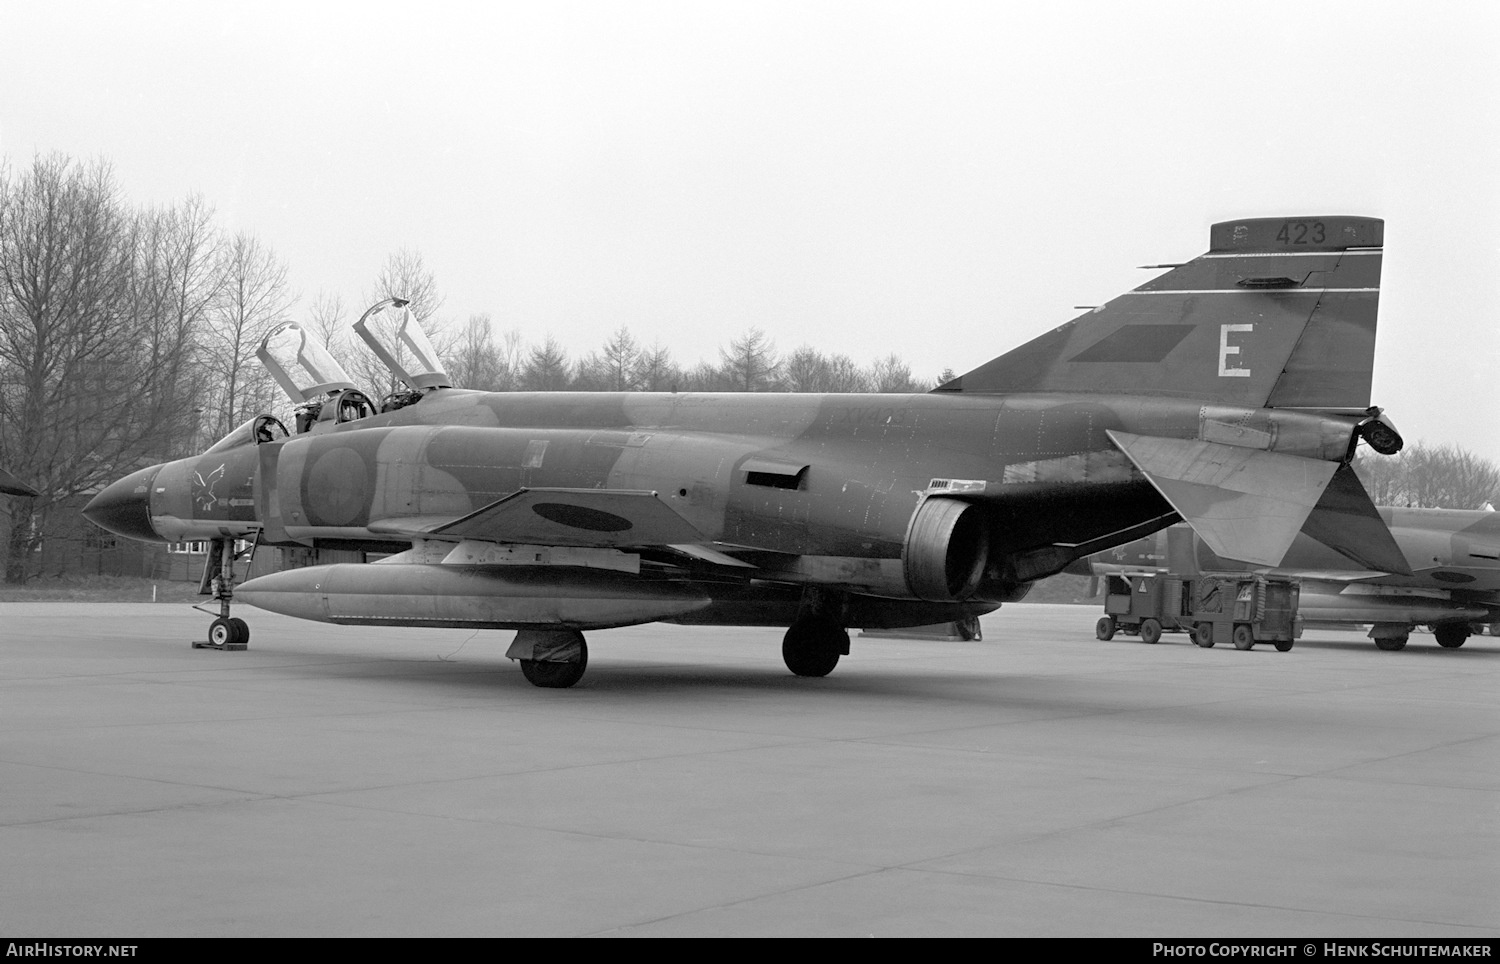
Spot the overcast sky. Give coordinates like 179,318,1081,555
2,1,1497,455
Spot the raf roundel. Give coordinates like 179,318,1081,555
306,447,369,527
531,502,633,533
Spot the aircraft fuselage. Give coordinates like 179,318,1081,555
94,388,1361,599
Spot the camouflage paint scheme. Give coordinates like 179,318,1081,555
84,215,1406,682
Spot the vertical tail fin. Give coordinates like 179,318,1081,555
937,216,1383,410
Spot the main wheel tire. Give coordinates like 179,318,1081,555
782,619,847,677
1232,624,1255,650
1194,623,1214,648
521,655,587,688
1096,616,1117,641
782,646,840,677
1140,618,1162,644
1374,635,1409,651
956,615,982,641
1434,624,1470,649
1274,639,1294,652
520,638,588,688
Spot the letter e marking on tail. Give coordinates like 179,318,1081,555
1218,324,1253,377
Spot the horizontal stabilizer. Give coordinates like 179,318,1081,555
1298,463,1411,575
379,488,705,548
1107,431,1338,567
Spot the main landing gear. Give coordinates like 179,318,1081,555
782,616,849,677
1370,623,1469,650
1434,624,1470,649
1369,622,1409,651
192,537,255,650
507,628,589,688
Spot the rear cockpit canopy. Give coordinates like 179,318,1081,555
353,298,452,392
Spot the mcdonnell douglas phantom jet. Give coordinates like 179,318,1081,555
84,215,1406,687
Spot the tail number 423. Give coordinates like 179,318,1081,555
1276,221,1326,245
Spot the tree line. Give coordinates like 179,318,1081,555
443,323,937,395
1353,443,1500,512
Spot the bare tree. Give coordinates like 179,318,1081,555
304,290,347,351
634,341,681,392
1354,442,1500,509
784,346,831,392
1405,443,1500,509
129,194,223,449
600,327,642,391
719,328,780,392
576,327,642,391
496,328,524,391
784,347,882,393
1354,448,1408,507
202,231,294,437
445,313,505,391
368,247,444,323
0,154,202,581
826,353,870,393
679,359,728,392
869,353,928,393
519,336,572,391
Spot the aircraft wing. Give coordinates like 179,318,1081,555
370,487,706,548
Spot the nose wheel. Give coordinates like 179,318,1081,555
192,537,256,651
205,616,250,649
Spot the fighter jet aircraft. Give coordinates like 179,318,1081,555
84,215,1405,686
1080,508,1500,650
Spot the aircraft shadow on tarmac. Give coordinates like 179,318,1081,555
228,637,1092,708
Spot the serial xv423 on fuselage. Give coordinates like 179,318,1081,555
84,216,1406,687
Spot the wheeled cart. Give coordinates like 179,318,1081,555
1096,571,1300,651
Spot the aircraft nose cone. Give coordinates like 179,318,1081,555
82,466,163,542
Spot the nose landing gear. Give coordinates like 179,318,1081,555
192,536,256,650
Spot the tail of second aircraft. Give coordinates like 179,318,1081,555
937,216,1383,411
